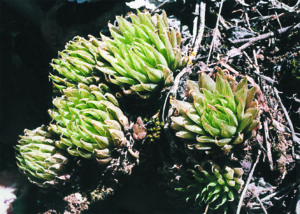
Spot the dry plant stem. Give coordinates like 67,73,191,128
204,204,209,214
171,67,190,99
264,120,274,171
273,88,300,151
218,60,239,75
163,67,191,157
219,14,231,30
192,1,206,57
232,11,285,24
191,3,200,46
242,51,277,85
163,67,190,124
254,72,277,85
274,11,282,29
244,6,254,33
252,49,260,75
230,23,300,45
261,183,296,202
163,90,172,125
269,0,300,12
151,0,172,14
252,50,277,85
237,150,262,214
248,188,268,214
243,50,254,64
253,48,273,171
206,0,224,64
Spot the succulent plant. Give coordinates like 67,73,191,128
174,162,244,212
96,10,184,99
171,68,260,151
50,36,101,91
48,83,129,163
16,126,71,188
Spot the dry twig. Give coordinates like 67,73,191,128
151,0,172,14
264,120,274,171
228,23,300,57
206,0,224,64
273,88,300,156
237,150,262,214
192,1,206,58
249,50,277,85
269,0,300,12
248,188,268,214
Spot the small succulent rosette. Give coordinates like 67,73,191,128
50,36,102,91
174,162,244,213
96,10,185,99
48,83,129,164
16,126,71,188
171,68,260,151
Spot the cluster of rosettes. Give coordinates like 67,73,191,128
50,10,184,99
16,126,71,188
17,9,184,188
171,68,260,151
174,162,244,213
97,10,184,99
14,9,260,214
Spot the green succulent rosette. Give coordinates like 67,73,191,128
50,36,101,90
171,68,260,151
48,83,129,163
175,163,244,213
97,10,184,99
16,126,71,188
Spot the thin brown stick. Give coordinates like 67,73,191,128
219,14,231,30
273,88,300,155
248,188,268,214
269,0,300,12
191,3,200,46
192,1,206,57
228,23,300,57
244,6,254,33
237,150,262,214
231,12,288,25
206,0,224,64
163,67,191,124
264,120,274,171
261,183,295,202
151,0,172,14
248,50,277,85
252,49,260,75
204,204,209,214
274,11,283,29
218,60,239,75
